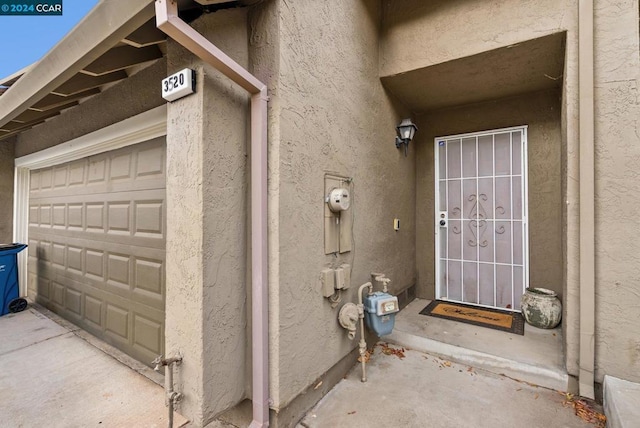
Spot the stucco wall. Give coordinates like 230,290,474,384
0,138,14,243
270,0,415,409
164,9,249,426
593,0,640,383
415,90,563,302
14,59,165,157
380,0,574,77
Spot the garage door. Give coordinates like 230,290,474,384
27,137,166,365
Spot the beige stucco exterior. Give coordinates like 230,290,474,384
2,0,640,426
592,0,640,383
13,59,166,157
164,9,250,424
265,0,416,412
0,137,14,243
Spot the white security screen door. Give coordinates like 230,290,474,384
435,126,529,311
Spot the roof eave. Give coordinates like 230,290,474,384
0,0,156,130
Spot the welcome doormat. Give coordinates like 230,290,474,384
420,300,525,335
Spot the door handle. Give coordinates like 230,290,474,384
438,211,448,227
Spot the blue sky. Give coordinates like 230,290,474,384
0,0,100,79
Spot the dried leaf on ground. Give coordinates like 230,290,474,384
562,394,606,427
357,349,372,363
347,411,356,415
437,359,452,368
378,343,406,359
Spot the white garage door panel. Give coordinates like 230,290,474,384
27,137,166,365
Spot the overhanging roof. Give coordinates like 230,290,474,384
0,0,166,141
382,32,566,113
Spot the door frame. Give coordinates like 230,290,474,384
434,125,529,311
12,105,167,298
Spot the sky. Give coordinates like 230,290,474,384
0,0,100,79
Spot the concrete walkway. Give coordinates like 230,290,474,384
0,307,188,428
299,343,597,428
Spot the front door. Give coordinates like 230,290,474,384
435,126,528,311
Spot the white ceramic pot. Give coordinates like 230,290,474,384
520,287,562,329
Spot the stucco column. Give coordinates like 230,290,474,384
165,60,208,424
164,9,250,426
0,138,15,243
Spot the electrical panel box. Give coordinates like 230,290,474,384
324,174,352,254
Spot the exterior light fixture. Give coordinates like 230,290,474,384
395,118,418,156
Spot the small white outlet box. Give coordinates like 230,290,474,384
321,269,335,297
340,264,351,289
335,267,345,290
162,68,195,102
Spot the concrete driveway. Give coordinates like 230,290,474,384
0,306,188,428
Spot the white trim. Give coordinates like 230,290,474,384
434,125,528,142
12,105,167,298
15,105,167,169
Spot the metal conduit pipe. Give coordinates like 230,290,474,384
153,355,184,428
578,0,596,400
357,282,373,382
155,1,270,426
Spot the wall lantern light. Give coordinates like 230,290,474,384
395,118,418,156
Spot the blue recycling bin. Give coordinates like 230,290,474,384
0,243,28,316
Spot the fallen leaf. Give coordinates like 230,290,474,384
534,394,539,400
378,343,406,359
562,394,606,427
357,350,371,364
348,411,356,415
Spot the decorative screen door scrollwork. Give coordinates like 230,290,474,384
435,127,529,311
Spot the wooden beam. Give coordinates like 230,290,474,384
30,88,98,112
122,18,167,48
0,0,154,129
51,70,128,96
82,45,163,76
12,107,70,123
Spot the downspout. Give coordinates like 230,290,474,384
578,0,596,400
155,1,270,427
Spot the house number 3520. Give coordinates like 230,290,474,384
164,74,185,92
161,69,195,102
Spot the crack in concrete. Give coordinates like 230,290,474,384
0,331,73,357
